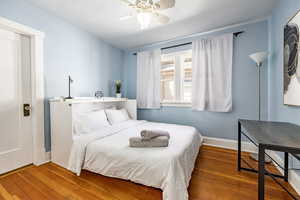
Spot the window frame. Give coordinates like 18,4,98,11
160,49,192,107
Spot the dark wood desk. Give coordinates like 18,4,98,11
238,119,300,200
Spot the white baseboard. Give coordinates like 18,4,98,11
269,152,300,195
202,136,257,153
202,136,300,195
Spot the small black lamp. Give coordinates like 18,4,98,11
65,75,74,100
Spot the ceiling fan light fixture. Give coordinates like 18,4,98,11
137,11,152,30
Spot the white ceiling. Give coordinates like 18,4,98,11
27,0,277,49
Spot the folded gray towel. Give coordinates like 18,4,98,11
129,136,169,148
140,130,170,140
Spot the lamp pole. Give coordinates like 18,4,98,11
258,62,261,121
250,51,268,120
249,51,270,162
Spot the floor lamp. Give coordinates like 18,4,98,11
249,51,271,162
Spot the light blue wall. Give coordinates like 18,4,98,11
123,20,269,140
269,0,300,174
0,0,124,151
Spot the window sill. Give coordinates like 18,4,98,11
161,102,192,108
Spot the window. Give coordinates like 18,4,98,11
160,49,192,106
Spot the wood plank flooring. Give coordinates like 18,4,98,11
0,145,299,200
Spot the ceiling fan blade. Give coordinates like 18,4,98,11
155,0,175,10
119,0,136,6
155,13,170,24
120,14,134,20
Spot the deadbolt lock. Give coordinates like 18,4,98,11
23,104,31,117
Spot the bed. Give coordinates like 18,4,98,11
68,120,202,200
50,99,202,200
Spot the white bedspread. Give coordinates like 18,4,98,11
68,120,202,200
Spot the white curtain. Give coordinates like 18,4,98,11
192,33,233,112
137,49,161,109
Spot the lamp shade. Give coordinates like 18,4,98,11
249,51,269,65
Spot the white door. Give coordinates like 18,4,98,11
0,28,33,174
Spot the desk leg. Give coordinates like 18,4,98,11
284,152,289,182
238,122,241,171
258,145,265,200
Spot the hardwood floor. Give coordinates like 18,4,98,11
0,145,299,200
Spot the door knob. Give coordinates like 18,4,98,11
23,104,31,117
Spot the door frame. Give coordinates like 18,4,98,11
0,17,47,166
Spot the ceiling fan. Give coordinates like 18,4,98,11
120,0,176,30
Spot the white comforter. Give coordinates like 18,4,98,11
68,120,202,200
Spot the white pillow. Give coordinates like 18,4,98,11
73,109,110,135
105,108,131,125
